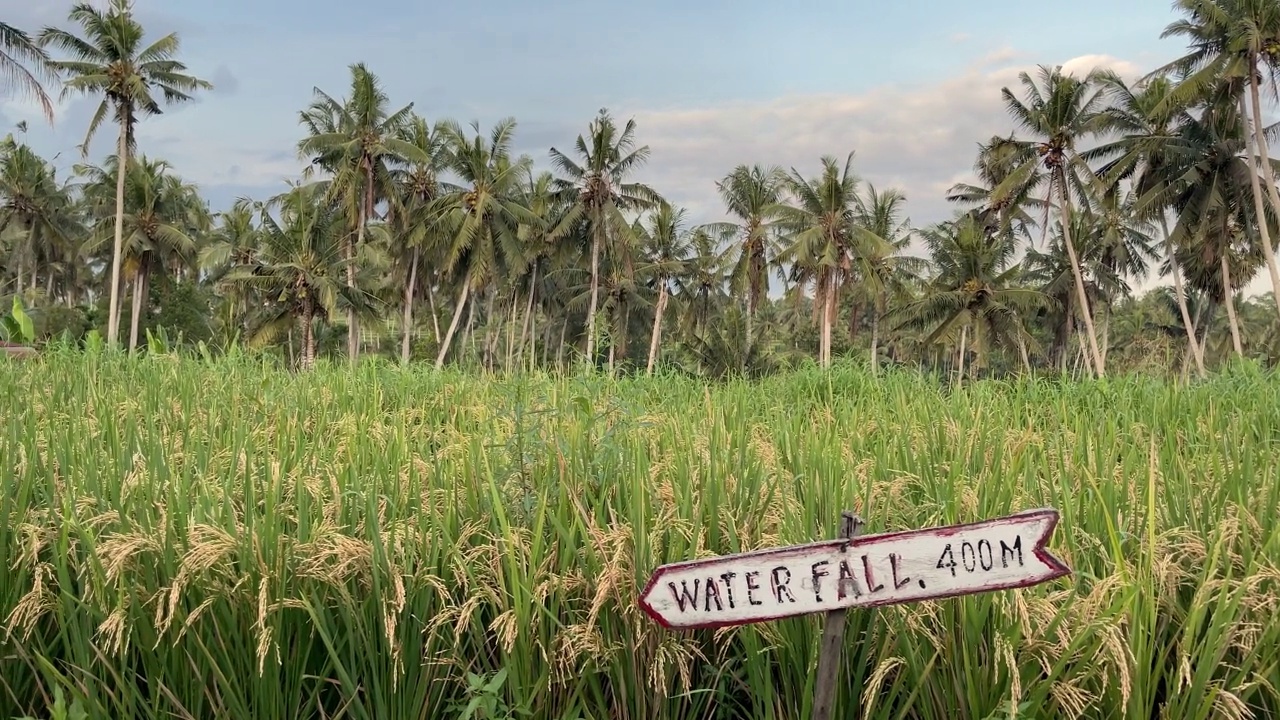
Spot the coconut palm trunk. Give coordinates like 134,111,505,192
1059,311,1074,373
869,306,880,375
300,304,316,370
746,257,761,348
585,223,602,360
1099,309,1110,366
1160,214,1205,376
826,273,837,367
426,280,440,343
435,279,471,369
1221,252,1243,357
646,279,669,374
1055,170,1105,378
816,271,834,368
107,120,129,347
557,318,568,369
482,289,498,371
128,263,149,351
344,228,359,358
1244,76,1280,324
347,164,373,362
528,303,538,372
518,262,537,368
463,293,477,358
400,245,419,364
616,300,630,362
505,293,519,369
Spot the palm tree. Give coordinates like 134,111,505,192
385,114,452,364
637,202,694,373
946,134,1044,245
853,184,928,373
38,0,211,349
705,164,786,346
199,202,259,276
1086,187,1158,363
1022,214,1129,371
198,200,261,339
892,214,1051,376
510,170,561,370
995,65,1109,377
76,155,208,350
1140,94,1269,359
774,152,880,368
597,217,648,370
431,118,537,368
674,227,733,342
223,183,364,369
548,109,661,363
297,62,425,361
1089,70,1209,375
1157,0,1280,325
0,21,57,123
0,138,72,295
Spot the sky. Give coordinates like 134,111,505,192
3,0,1273,295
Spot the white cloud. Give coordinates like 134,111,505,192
616,51,1147,231
1060,54,1143,78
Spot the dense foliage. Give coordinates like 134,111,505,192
6,1,1280,378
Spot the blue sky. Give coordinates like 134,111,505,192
5,0,1246,290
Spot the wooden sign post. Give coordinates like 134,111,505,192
810,511,862,720
638,508,1070,717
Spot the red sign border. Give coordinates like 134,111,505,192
638,508,1070,630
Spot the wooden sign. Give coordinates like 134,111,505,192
639,508,1069,630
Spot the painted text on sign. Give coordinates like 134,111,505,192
639,508,1069,629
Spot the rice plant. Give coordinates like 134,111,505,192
2,350,1277,719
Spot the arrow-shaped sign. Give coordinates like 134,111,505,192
639,508,1069,630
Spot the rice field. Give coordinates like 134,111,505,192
2,350,1278,719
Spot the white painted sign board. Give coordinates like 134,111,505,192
639,508,1069,630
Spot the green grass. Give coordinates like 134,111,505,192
2,350,1278,719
